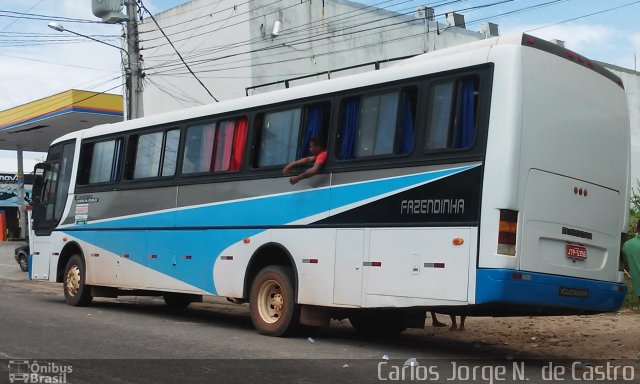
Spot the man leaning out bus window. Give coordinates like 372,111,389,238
283,136,327,185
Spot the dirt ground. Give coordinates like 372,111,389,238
424,309,640,360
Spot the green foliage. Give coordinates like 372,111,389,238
622,274,639,311
629,179,640,234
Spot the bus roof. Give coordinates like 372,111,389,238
51,32,622,146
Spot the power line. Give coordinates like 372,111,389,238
0,10,99,24
145,0,573,78
145,0,510,75
139,0,256,34
526,0,640,32
141,0,498,70
0,53,122,72
140,0,292,43
0,0,45,32
138,0,218,102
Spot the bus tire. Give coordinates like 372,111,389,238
249,265,299,337
163,293,192,309
349,311,406,336
63,254,93,307
17,252,28,272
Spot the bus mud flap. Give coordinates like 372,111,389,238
299,305,330,327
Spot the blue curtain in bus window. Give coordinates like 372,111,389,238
426,82,454,150
399,95,414,154
339,100,358,160
458,79,476,148
373,92,399,156
300,106,323,158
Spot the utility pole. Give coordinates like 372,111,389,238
126,1,144,119
92,0,144,119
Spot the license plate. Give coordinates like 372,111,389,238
566,244,587,260
559,287,589,298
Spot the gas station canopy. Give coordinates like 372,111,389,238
0,89,123,152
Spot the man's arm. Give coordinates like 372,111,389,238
283,156,315,176
289,162,322,185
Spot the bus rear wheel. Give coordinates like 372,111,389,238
63,254,93,307
249,265,299,336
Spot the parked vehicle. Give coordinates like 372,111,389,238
14,244,28,272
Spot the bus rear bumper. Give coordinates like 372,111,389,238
475,269,626,314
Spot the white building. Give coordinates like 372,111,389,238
139,0,490,113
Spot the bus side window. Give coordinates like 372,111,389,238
182,121,217,174
77,138,123,185
258,108,302,167
127,128,180,180
425,76,478,151
337,87,416,160
180,118,247,175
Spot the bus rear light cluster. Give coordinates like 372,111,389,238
497,209,518,256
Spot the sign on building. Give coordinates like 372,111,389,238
0,173,32,207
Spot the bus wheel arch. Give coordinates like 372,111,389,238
243,242,299,301
56,241,84,283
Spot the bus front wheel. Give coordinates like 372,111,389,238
249,265,299,336
63,254,93,307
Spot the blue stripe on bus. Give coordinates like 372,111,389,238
476,269,626,312
65,165,477,293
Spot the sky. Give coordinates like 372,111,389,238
0,0,639,172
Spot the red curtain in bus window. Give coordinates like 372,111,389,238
230,118,248,171
213,120,235,172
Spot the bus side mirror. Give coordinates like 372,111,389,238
31,163,50,205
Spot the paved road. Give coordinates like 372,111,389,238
0,242,632,383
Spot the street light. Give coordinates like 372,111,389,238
47,22,127,54
47,21,143,120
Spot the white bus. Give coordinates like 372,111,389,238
29,33,630,336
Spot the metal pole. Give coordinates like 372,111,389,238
16,145,26,239
126,1,144,119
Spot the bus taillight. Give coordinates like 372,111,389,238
498,209,518,256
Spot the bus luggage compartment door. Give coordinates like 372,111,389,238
520,169,621,282
366,228,470,301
